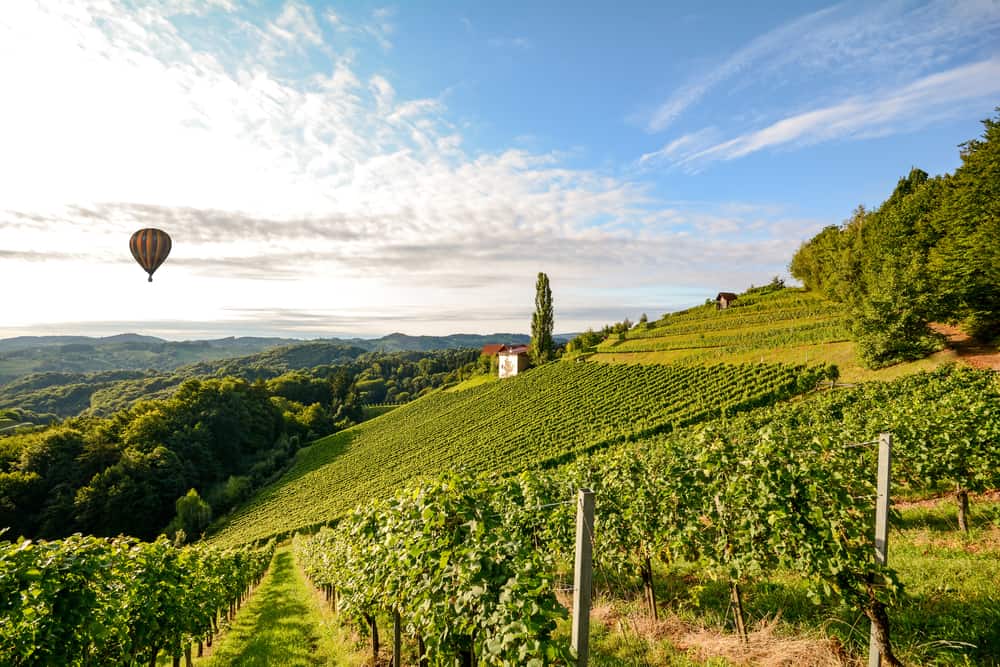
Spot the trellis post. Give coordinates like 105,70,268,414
869,433,892,667
393,611,402,667
572,488,595,667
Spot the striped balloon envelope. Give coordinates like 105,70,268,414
129,228,172,282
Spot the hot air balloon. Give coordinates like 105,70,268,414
129,228,172,282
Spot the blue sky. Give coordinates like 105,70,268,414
1,0,998,338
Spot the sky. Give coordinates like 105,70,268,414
1,1,998,339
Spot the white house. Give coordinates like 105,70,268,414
497,344,530,378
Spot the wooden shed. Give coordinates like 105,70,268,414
716,292,738,310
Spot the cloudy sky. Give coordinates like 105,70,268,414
1,1,998,339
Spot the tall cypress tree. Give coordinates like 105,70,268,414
530,272,554,365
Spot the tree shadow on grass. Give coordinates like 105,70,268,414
895,503,999,532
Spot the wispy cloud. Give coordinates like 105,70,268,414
648,58,1000,168
641,0,1000,133
644,4,839,132
488,36,532,50
365,6,395,49
269,1,323,48
320,5,393,48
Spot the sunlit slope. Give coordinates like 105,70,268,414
600,288,848,354
590,288,955,382
210,361,825,546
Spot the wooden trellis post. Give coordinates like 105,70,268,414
572,488,595,667
869,433,892,667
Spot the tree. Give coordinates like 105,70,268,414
530,272,554,365
175,488,212,540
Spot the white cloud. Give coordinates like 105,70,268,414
488,36,532,50
662,58,1000,167
0,1,817,337
639,127,721,165
642,0,1000,132
645,4,839,132
324,9,344,30
317,5,394,49
364,6,395,50
271,1,323,47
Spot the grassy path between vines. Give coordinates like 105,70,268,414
203,545,353,666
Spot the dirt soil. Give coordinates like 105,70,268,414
930,323,1000,370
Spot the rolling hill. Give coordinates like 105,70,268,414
0,332,542,386
210,285,971,548
209,359,828,546
587,286,956,382
0,333,548,418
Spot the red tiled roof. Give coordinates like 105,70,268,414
481,344,505,356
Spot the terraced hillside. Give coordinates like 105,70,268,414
591,287,955,381
210,361,827,546
599,288,847,355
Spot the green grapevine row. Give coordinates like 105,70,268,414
770,364,1000,529
0,534,274,666
297,476,571,666
650,288,842,327
211,361,830,547
605,318,849,353
294,365,998,665
630,300,845,340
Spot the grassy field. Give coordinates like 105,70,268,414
199,546,357,667
360,403,399,420
444,372,497,392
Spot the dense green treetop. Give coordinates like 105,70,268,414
791,109,1000,366
0,349,481,542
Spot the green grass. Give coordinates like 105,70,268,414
360,404,399,420
202,546,356,667
445,373,498,392
209,361,822,546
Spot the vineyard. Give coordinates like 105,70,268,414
605,317,848,354
2,359,996,664
0,534,274,666
587,287,888,371
294,364,1000,666
626,293,845,339
209,361,831,547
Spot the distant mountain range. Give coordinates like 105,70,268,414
0,332,573,386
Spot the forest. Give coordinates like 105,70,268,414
0,348,479,543
790,110,1000,367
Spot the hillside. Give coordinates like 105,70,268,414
0,332,537,386
0,337,519,419
0,344,367,418
210,360,827,546
588,286,956,382
0,335,299,384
